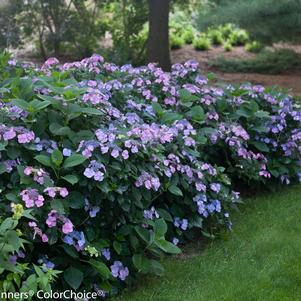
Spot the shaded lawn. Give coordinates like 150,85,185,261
113,185,301,301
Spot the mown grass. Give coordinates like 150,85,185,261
113,185,301,301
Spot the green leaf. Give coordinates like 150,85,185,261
51,149,63,167
178,89,199,102
0,218,17,232
34,155,52,167
235,108,251,118
168,185,183,196
156,209,173,222
11,99,29,110
89,259,111,279
188,105,205,122
7,147,21,160
6,230,21,250
161,112,182,124
132,254,151,273
135,226,153,245
49,123,73,136
61,245,79,259
113,241,122,255
29,99,51,111
0,163,7,174
63,267,83,290
66,192,85,209
80,107,103,116
149,259,165,276
154,219,168,237
51,199,65,214
250,141,269,152
152,103,164,116
63,154,87,168
155,238,181,254
62,175,79,185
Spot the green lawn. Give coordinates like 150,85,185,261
114,185,301,301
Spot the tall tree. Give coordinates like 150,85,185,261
147,0,171,71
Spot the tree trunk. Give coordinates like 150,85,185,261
147,0,171,71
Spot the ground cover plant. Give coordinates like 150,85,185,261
0,51,301,298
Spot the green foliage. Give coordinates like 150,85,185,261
182,27,196,44
207,29,223,45
3,0,108,58
0,0,23,51
1,52,300,296
170,35,185,50
193,36,211,51
113,185,301,301
228,28,249,46
223,42,233,52
211,48,301,74
245,41,264,53
197,0,301,44
107,0,148,65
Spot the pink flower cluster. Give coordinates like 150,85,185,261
24,166,50,185
44,187,69,198
46,210,74,234
28,221,48,243
20,189,44,208
0,125,35,144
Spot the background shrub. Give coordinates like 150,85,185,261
182,26,196,44
245,41,264,53
193,36,212,51
208,29,224,46
170,35,185,49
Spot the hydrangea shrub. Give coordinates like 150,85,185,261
0,52,300,296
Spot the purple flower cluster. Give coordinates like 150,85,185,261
24,166,50,185
84,160,106,181
173,217,188,231
143,206,159,220
46,210,74,234
44,187,69,198
102,248,111,261
20,189,44,208
0,125,35,143
84,198,100,218
3,52,301,291
28,221,48,243
135,172,160,191
63,231,86,251
193,194,222,217
110,261,129,281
